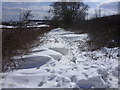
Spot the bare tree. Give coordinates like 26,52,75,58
49,2,89,28
19,9,34,28
44,14,51,21
94,9,101,18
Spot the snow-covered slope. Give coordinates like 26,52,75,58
1,28,119,88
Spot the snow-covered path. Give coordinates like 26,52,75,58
1,28,119,88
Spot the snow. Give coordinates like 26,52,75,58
76,75,107,88
15,55,53,69
0,25,16,28
0,24,49,29
27,24,49,28
35,25,49,28
1,28,119,88
31,49,63,61
43,43,68,55
0,25,2,28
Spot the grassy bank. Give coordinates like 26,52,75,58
2,27,52,71
70,14,120,50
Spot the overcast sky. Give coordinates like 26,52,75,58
2,0,119,21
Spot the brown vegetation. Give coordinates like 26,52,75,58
2,27,51,72
71,14,120,50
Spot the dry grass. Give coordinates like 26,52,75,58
2,27,51,72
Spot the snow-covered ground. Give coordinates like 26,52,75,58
0,24,49,29
27,24,49,28
1,28,119,88
0,25,16,28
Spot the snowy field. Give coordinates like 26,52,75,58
0,25,16,28
1,28,119,88
0,24,49,28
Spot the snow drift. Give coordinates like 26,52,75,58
1,28,119,88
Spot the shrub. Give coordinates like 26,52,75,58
2,27,51,72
